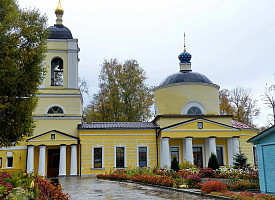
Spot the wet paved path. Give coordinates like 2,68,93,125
59,177,213,200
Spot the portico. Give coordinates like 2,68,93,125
26,130,79,177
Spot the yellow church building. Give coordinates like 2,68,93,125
0,1,257,177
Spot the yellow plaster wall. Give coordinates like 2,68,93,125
155,84,220,115
32,119,81,138
155,117,232,129
47,41,68,50
0,149,26,172
79,130,157,175
34,97,82,116
161,130,240,138
239,130,257,165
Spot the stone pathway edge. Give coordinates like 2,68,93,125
100,179,234,200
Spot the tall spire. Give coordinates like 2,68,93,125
184,32,186,51
55,0,64,25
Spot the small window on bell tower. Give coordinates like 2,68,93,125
51,57,63,86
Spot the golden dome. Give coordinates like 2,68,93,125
55,0,64,15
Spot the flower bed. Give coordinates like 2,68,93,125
0,172,68,199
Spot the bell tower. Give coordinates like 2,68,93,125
40,0,79,89
33,0,82,138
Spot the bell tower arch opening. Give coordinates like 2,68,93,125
51,57,64,86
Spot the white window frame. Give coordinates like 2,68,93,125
216,145,225,166
91,146,104,169
45,105,66,115
252,145,257,167
6,151,13,169
170,146,181,164
136,145,149,168
181,101,206,114
114,145,126,168
192,144,205,168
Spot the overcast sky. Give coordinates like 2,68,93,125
18,0,275,127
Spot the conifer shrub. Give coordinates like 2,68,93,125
201,181,227,193
208,153,220,170
171,156,180,172
233,151,249,169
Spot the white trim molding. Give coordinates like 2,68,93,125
170,145,181,164
45,105,66,115
136,145,149,168
91,146,104,169
181,101,206,115
114,145,127,168
193,144,205,168
216,145,226,166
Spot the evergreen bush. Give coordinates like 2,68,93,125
208,153,220,170
171,157,180,172
233,151,249,169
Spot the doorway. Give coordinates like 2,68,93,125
47,149,60,177
193,147,203,168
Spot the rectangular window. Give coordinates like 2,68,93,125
94,148,103,168
116,147,125,168
0,158,2,168
170,147,179,162
216,146,224,166
7,157,13,168
138,147,147,167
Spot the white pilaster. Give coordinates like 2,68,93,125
227,138,233,166
38,145,46,176
209,137,217,156
232,137,240,157
205,138,210,165
59,145,67,176
162,137,170,168
182,139,186,162
185,137,193,164
27,145,34,174
70,144,77,176
160,138,163,167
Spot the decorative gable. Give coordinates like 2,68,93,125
27,130,78,146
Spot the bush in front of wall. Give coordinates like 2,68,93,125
208,153,220,170
171,156,180,172
201,181,227,193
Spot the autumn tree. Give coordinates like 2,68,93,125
263,84,275,125
219,87,259,126
84,59,153,122
0,0,49,146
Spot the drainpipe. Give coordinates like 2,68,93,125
156,128,161,168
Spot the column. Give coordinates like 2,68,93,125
185,137,193,164
70,144,77,176
205,138,210,165
27,145,34,174
182,139,186,162
38,145,46,176
162,137,170,168
232,136,240,156
59,145,66,176
227,138,233,166
209,137,217,156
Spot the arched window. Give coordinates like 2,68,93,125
187,106,202,115
47,106,64,114
51,57,63,86
181,101,206,115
